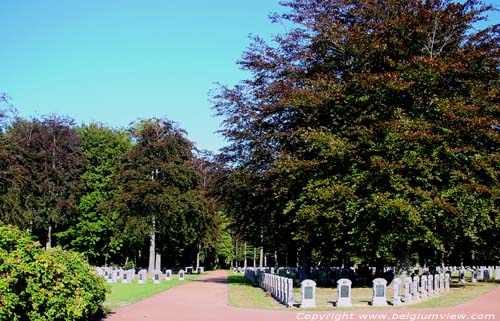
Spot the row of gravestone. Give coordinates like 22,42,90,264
246,271,454,308
96,266,205,284
259,273,295,307
300,273,452,308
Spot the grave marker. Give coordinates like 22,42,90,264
300,279,316,308
404,277,412,303
393,278,401,306
154,271,162,284
336,278,352,307
138,269,147,284
372,278,388,306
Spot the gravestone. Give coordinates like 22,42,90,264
444,273,450,291
165,269,172,281
197,267,204,274
404,277,412,303
138,269,147,284
472,270,478,283
434,275,440,293
483,269,490,282
427,275,433,296
477,267,484,281
186,266,193,274
412,276,419,301
287,278,295,307
393,278,401,306
179,269,185,281
153,271,162,284
372,278,388,306
459,269,466,283
107,272,116,283
420,275,427,299
439,274,445,293
122,271,129,284
300,279,316,308
495,267,500,281
336,278,352,307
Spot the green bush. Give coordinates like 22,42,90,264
0,225,108,321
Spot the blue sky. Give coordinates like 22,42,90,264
1,1,498,152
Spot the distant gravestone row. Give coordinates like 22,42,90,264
95,266,205,284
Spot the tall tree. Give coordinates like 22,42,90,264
2,115,84,247
57,123,132,265
214,0,500,269
114,118,205,271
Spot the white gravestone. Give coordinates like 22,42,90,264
165,269,172,281
404,277,412,303
412,276,419,301
393,278,402,306
153,271,162,284
138,270,147,284
179,269,185,281
287,278,295,307
300,279,316,308
420,275,427,299
336,278,353,307
427,275,433,296
372,278,388,306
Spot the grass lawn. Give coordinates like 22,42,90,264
228,272,284,309
228,272,499,311
105,273,202,309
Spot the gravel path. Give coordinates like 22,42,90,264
104,270,500,321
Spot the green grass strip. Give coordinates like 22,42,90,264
228,272,283,309
105,273,202,309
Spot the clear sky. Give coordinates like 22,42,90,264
1,1,498,152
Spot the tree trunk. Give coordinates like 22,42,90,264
243,242,247,269
148,218,156,275
259,245,264,268
45,224,52,250
196,243,201,271
253,247,256,268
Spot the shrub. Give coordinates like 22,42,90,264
0,225,108,321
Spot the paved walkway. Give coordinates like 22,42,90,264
104,270,500,321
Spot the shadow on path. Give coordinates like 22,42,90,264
192,276,228,284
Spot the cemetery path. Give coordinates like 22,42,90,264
104,270,500,321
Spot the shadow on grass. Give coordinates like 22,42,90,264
228,274,256,286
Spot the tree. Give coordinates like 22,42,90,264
2,115,84,247
57,123,132,265
214,0,500,269
114,118,210,270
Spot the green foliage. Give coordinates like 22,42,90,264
0,225,107,321
214,0,500,267
57,123,132,265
